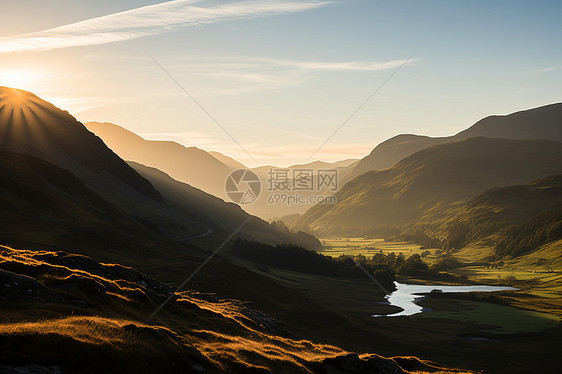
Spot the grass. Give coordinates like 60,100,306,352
417,298,559,334
319,237,429,257
3,239,561,373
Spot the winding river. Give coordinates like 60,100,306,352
374,281,517,317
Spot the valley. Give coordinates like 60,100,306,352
1,8,561,370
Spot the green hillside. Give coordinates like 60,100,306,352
296,137,562,234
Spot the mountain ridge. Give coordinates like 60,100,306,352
351,103,562,177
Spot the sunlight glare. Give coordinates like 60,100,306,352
0,69,40,91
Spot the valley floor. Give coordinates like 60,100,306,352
288,237,562,373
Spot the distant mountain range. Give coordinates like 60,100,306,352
86,121,359,219
85,121,233,200
352,103,562,177
294,137,562,234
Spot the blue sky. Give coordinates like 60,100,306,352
1,0,560,166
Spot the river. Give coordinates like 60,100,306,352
374,281,517,317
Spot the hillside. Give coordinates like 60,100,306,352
85,121,233,199
352,103,562,177
0,87,319,256
0,148,181,262
209,150,247,170
129,161,322,249
0,87,162,203
438,175,562,257
0,244,473,374
296,137,562,234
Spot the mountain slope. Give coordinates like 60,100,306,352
352,103,562,177
85,121,233,199
0,244,474,374
86,121,361,220
0,148,175,261
456,103,562,141
297,137,562,234
129,161,322,249
440,174,562,257
0,87,318,255
461,174,562,224
0,87,162,203
209,150,247,170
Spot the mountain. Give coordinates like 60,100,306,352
0,87,317,257
456,103,562,140
0,148,179,262
85,121,233,199
439,174,562,257
351,103,562,177
209,150,247,170
129,161,322,249
296,137,562,234
85,121,359,220
461,174,562,224
0,87,162,204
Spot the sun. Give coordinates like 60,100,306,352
0,69,40,91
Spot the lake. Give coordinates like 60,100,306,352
374,281,518,317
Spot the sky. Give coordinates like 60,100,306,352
0,0,561,167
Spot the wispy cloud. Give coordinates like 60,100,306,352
540,66,562,72
0,0,330,54
251,57,417,72
141,55,417,96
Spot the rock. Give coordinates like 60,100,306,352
35,253,101,271
56,274,106,300
0,365,62,374
0,270,62,303
322,353,406,374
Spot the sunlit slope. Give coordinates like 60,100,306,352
298,137,562,233
436,175,562,257
458,174,562,224
0,245,471,374
352,103,562,176
85,121,233,199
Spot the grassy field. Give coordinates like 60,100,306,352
320,237,562,309
417,297,559,334
320,237,425,257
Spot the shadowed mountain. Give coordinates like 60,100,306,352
129,161,322,249
0,87,319,256
296,137,562,234
85,121,233,199
352,103,562,177
0,87,162,203
461,174,562,224
0,148,180,262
